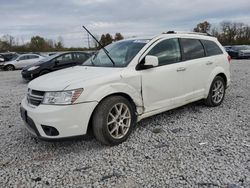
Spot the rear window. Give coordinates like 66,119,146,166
28,55,39,59
181,38,205,60
202,40,223,56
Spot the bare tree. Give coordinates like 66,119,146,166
193,21,211,33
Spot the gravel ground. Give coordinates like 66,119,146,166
0,60,249,188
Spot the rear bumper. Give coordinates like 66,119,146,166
20,98,98,140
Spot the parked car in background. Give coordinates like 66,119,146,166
0,52,19,69
225,45,250,59
20,32,230,145
0,52,19,61
2,54,44,71
224,45,232,52
21,51,91,80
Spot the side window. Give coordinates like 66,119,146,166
148,38,181,66
29,55,39,59
74,53,88,62
54,54,73,64
201,40,223,56
18,55,28,60
181,38,205,60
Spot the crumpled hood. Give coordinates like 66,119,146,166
28,66,122,91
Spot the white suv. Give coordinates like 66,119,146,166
20,32,230,145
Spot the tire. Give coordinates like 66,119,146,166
204,76,226,107
5,65,15,71
39,70,50,76
92,96,136,145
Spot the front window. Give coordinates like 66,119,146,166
18,55,28,60
148,38,181,66
53,54,73,64
83,39,149,67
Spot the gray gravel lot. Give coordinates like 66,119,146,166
0,60,249,188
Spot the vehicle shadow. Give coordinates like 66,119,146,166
27,100,206,151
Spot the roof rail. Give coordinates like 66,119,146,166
163,31,214,37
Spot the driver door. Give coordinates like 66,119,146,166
140,38,185,112
53,53,74,70
15,55,30,69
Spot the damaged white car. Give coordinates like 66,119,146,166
20,32,230,145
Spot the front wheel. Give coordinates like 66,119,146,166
5,65,15,71
92,96,136,145
204,76,226,107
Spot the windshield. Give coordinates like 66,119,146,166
10,55,19,61
83,39,149,67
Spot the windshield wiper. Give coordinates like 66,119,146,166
82,26,115,66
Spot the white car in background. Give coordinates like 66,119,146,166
20,32,230,145
3,54,44,71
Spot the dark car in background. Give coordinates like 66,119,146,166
21,51,91,80
0,52,19,69
0,52,19,62
225,45,250,59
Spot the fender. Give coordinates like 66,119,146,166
78,81,144,114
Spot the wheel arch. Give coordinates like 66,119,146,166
86,92,138,136
216,73,227,86
4,64,15,70
205,67,228,98
39,69,50,75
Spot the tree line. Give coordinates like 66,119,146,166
1,21,249,53
0,33,124,53
193,21,250,45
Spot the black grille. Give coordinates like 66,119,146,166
27,89,45,106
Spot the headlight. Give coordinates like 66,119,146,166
28,66,40,71
42,89,83,105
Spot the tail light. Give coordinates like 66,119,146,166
227,55,231,63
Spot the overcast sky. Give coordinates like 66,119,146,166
0,0,250,47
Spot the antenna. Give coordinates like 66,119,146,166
82,26,115,66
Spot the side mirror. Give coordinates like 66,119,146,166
54,60,59,65
136,55,159,70
145,55,159,67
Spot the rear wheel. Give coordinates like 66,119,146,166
204,76,226,107
5,65,15,71
92,96,136,145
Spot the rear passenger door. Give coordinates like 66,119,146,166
179,38,208,101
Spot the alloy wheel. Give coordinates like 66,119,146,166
107,103,131,139
211,80,225,104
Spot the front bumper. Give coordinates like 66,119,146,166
21,70,34,80
20,98,98,139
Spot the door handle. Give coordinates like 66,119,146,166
206,61,213,65
176,67,186,72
